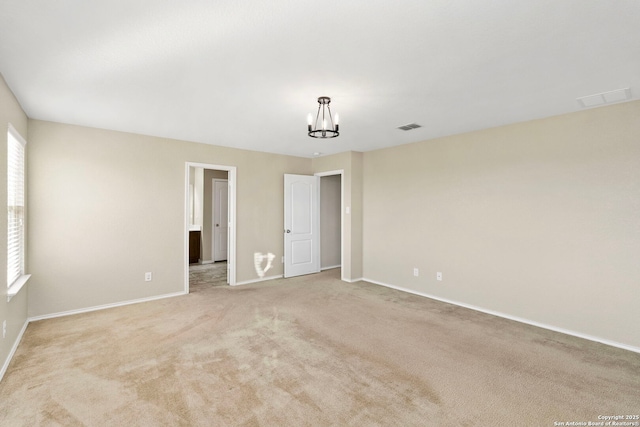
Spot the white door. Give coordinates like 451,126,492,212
284,174,320,278
213,179,228,262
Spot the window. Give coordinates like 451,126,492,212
7,124,29,300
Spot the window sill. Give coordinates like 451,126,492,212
7,274,31,302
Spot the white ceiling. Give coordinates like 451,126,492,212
1,1,639,158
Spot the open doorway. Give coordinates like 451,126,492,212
283,170,344,281
185,163,236,293
320,174,342,272
316,169,344,280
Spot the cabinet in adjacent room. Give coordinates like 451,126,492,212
189,230,201,264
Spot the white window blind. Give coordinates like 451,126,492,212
7,125,26,288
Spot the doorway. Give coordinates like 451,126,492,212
320,174,342,271
283,169,344,280
185,163,236,292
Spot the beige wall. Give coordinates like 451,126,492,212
27,120,311,317
350,152,363,279
0,74,29,376
320,174,341,269
363,100,640,349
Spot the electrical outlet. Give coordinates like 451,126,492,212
145,272,152,282
2,320,6,339
437,272,442,281
413,268,419,277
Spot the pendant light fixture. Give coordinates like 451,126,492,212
307,96,339,138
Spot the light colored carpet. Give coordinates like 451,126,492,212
1,269,639,426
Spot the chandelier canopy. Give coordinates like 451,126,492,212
307,96,339,138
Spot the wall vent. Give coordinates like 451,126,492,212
577,88,631,108
397,123,422,131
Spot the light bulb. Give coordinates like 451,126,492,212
334,113,339,125
323,119,327,130
307,113,313,126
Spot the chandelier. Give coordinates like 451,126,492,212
307,96,339,138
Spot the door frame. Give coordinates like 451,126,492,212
212,178,228,263
314,169,345,282
185,162,236,290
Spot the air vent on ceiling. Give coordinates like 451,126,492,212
577,88,631,108
397,123,422,131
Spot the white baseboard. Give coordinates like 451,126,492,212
363,277,640,355
0,319,29,383
321,265,341,271
342,277,363,283
233,274,283,286
28,291,187,322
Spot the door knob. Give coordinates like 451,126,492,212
286,229,291,233
216,224,219,227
